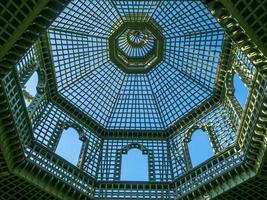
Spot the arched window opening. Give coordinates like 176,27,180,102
188,129,214,168
55,127,83,166
233,73,249,109
23,71,38,107
120,148,149,181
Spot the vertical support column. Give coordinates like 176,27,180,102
77,139,89,169
95,139,104,180
182,143,193,171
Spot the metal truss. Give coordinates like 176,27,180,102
0,0,266,200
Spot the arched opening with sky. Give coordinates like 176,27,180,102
120,148,149,181
55,127,83,166
233,73,249,109
188,129,214,167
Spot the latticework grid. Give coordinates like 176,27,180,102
225,0,267,49
99,139,171,182
170,104,238,178
118,30,156,58
0,174,59,200
0,0,267,200
95,183,174,200
46,0,224,131
32,101,102,177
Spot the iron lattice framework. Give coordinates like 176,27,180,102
0,0,267,200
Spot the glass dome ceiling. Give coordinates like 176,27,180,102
47,0,224,131
1,0,267,199
119,29,155,58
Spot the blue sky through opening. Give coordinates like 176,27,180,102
23,73,249,180
188,129,214,167
121,149,148,181
24,71,38,106
18,0,252,182
55,128,83,166
25,72,38,96
47,0,224,131
233,73,248,109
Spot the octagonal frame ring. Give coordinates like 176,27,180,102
109,20,164,74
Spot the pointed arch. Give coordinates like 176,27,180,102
115,143,155,181
183,124,219,170
54,122,88,168
121,148,149,181
233,73,249,109
225,69,249,110
23,71,38,106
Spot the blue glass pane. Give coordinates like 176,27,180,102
55,128,83,166
121,149,148,181
233,74,248,109
188,129,214,167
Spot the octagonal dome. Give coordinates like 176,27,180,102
109,19,164,73
47,0,224,131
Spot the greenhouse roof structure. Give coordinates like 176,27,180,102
0,0,267,199
47,0,224,133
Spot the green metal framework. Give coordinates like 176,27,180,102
109,19,164,73
0,0,266,200
45,0,224,134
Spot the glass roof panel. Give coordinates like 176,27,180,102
61,63,125,127
108,74,164,130
49,30,110,90
48,0,224,131
153,1,223,37
113,0,160,22
148,62,211,128
50,0,122,37
118,30,156,58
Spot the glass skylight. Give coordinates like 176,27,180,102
118,30,155,58
3,0,264,199
48,0,224,131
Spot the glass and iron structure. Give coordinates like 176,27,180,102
0,0,267,199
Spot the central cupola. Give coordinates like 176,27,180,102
109,17,164,73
